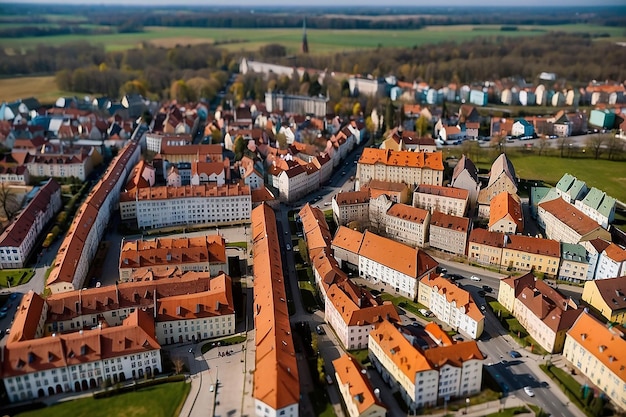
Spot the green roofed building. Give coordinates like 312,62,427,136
559,242,589,283
575,187,616,229
555,173,588,204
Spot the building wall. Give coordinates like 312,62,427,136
596,254,624,280
467,242,503,268
381,212,429,248
413,193,468,217
255,400,298,417
429,226,467,255
333,201,369,228
359,256,417,300
497,282,516,313
500,249,560,276
155,314,235,345
513,299,560,353
558,259,589,283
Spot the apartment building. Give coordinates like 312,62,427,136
596,243,626,280
538,197,612,249
574,187,616,229
467,229,505,268
555,173,588,204
119,183,251,230
564,312,626,412
558,243,590,283
450,155,480,210
368,320,484,413
47,141,141,294
477,153,517,209
428,211,470,256
118,235,228,282
418,274,484,339
0,179,61,268
333,355,387,417
145,133,192,154
582,276,626,324
501,234,561,277
364,180,412,205
252,204,299,417
499,277,582,353
158,143,223,165
23,146,100,181
356,148,444,190
370,196,430,248
412,184,469,217
331,226,365,270
332,190,370,228
2,292,161,403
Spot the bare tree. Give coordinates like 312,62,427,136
0,183,19,221
537,137,550,156
557,137,568,158
606,135,624,160
172,356,185,375
586,134,607,160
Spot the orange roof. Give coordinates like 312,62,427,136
424,322,454,346
334,190,370,206
538,198,603,236
488,191,523,231
120,183,250,202
420,274,483,322
415,184,469,200
358,148,443,170
5,291,46,345
332,355,387,414
568,312,626,381
332,226,365,254
120,235,226,269
369,320,433,380
358,230,437,278
251,204,299,410
326,282,399,326
604,243,626,263
423,340,485,368
299,203,333,251
469,228,505,248
386,203,428,224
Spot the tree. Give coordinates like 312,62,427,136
557,136,568,158
0,184,19,221
233,135,245,161
606,135,624,160
586,134,606,160
537,136,550,156
416,116,429,137
275,132,287,150
172,357,185,375
259,43,286,58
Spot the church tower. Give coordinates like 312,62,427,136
302,18,309,54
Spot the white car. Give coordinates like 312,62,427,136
470,275,481,281
523,386,535,397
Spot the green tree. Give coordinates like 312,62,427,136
233,135,245,160
275,132,287,150
416,115,429,137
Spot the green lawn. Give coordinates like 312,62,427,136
16,381,190,417
1,23,622,53
379,292,428,317
485,407,530,417
200,334,247,354
0,269,35,288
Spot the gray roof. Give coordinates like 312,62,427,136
488,153,517,188
451,154,479,184
592,276,626,312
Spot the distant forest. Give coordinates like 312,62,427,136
1,4,625,32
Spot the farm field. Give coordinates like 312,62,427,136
0,76,87,104
1,23,624,54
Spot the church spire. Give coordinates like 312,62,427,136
302,17,309,54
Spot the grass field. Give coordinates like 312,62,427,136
16,381,190,417
0,75,89,104
473,153,626,203
1,23,623,54
0,269,35,288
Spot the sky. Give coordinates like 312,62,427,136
6,0,626,6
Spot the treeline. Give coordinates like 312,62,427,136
0,25,114,38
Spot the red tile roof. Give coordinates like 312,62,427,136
538,198,603,236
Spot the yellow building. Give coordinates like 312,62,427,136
500,235,561,277
564,312,626,412
497,272,536,313
467,229,505,268
582,276,626,324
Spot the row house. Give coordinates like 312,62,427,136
264,91,328,117
2,292,161,403
251,204,300,417
333,355,387,417
487,191,523,234
158,143,223,165
324,127,356,169
119,183,251,230
587,238,612,280
498,273,583,353
368,320,484,413
467,229,505,268
596,243,626,280
332,190,370,229
47,141,140,294
477,153,518,212
428,211,470,256
559,243,590,283
274,163,320,202
450,155,480,210
332,228,437,300
418,274,484,339
118,235,228,282
564,312,626,412
355,148,444,191
22,146,100,182
412,184,469,217
538,197,611,251
369,195,430,248
554,173,588,204
582,276,626,325
574,187,616,229
0,179,61,268
238,156,265,190
363,180,412,205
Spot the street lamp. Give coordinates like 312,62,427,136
465,398,470,415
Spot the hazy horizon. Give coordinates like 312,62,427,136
3,0,625,7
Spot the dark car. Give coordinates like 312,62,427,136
316,325,325,335
509,350,522,358
482,285,493,293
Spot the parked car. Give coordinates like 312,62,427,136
325,374,333,385
316,325,325,335
470,275,481,281
286,244,291,251
509,350,522,358
482,285,493,293
523,386,535,397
